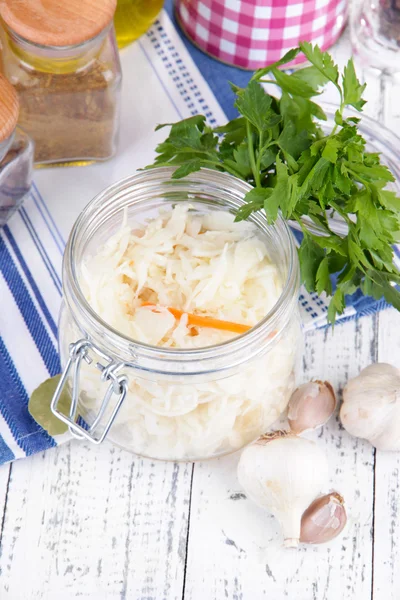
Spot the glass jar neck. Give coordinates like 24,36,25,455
0,130,15,163
3,24,110,74
63,168,300,376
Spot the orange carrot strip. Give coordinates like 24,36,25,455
141,302,252,334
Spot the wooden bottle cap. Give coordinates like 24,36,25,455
0,73,19,142
0,0,117,47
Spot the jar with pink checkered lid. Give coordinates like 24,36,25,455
175,0,347,69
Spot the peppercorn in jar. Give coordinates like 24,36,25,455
0,0,122,166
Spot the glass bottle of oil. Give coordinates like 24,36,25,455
114,0,164,48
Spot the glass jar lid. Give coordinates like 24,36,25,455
0,73,18,143
0,0,117,47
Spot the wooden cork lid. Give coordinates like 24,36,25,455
0,74,19,142
0,0,117,47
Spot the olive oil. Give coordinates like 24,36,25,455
114,0,164,48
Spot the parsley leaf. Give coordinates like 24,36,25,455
147,44,400,323
271,67,320,99
342,59,367,111
254,47,301,80
234,81,274,133
278,120,310,160
299,235,326,292
322,138,341,163
299,42,339,87
172,160,204,179
316,257,332,296
291,66,330,90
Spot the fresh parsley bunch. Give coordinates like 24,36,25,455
146,43,400,323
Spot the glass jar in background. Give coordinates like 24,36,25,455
0,73,33,225
0,0,122,167
114,0,164,48
52,168,301,461
351,0,400,74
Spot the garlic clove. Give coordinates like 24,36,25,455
340,363,400,451
238,430,329,548
300,492,347,545
288,380,336,434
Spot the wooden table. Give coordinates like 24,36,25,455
1,30,400,600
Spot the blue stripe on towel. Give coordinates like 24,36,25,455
0,225,57,337
18,208,63,293
0,434,14,463
0,236,60,374
0,337,56,455
31,184,65,253
3,226,59,338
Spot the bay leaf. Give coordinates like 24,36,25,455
28,374,70,436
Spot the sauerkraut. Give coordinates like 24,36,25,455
81,204,282,348
64,203,300,460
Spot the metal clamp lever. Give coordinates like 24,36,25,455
51,339,128,445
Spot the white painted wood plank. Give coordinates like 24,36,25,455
0,441,191,600
183,317,376,600
372,308,400,600
363,51,400,600
0,463,11,537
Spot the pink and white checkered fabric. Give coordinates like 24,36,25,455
175,0,347,70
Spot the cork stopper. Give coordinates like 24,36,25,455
0,73,19,142
0,0,117,47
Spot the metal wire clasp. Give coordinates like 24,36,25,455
51,339,129,445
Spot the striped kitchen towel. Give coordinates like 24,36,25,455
0,184,63,461
0,7,396,465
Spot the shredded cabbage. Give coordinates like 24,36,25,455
81,204,283,348
70,204,299,459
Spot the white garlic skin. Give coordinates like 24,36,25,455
237,432,329,548
300,492,347,545
340,363,400,451
288,380,336,434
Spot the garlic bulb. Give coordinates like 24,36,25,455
237,431,329,547
288,380,336,434
300,492,347,544
340,363,400,451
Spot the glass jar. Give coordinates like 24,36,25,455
52,168,301,461
0,73,33,225
114,0,164,48
0,0,122,166
351,0,400,74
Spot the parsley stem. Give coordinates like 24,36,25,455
331,100,345,135
345,168,370,188
197,160,244,179
294,215,309,236
150,159,244,180
329,200,353,226
255,131,264,181
258,79,279,85
246,121,261,187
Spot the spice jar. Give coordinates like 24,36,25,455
51,168,301,461
0,73,33,225
0,0,122,166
